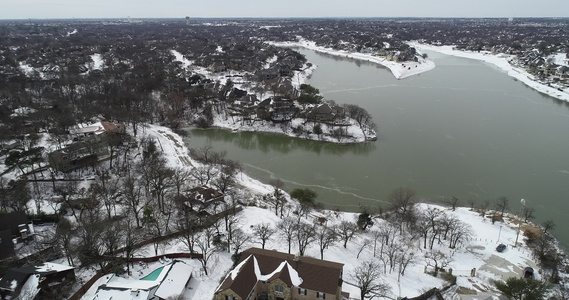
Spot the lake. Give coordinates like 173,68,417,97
184,48,569,249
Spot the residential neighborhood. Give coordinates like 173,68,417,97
0,17,568,300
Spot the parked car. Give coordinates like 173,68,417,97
496,243,507,252
523,267,534,279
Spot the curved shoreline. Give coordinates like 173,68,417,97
408,42,569,102
269,39,436,79
209,115,377,144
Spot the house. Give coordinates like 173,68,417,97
180,186,225,216
215,248,345,300
86,260,193,300
256,98,273,120
50,121,125,172
308,103,335,122
271,97,296,122
330,105,345,118
257,69,279,81
48,141,107,172
69,121,126,142
0,262,75,299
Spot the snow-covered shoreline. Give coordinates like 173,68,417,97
74,124,566,299
409,42,569,102
209,116,376,145
269,39,436,80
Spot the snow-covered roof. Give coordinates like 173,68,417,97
103,276,159,291
154,261,194,299
86,260,192,300
216,248,341,298
70,122,106,135
17,274,40,299
35,262,75,273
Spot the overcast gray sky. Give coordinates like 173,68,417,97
1,0,568,19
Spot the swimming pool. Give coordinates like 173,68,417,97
141,266,164,281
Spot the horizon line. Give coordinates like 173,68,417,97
1,16,569,21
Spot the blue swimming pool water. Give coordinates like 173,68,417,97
141,266,164,281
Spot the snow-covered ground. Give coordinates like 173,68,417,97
77,125,547,300
90,53,104,70
211,115,374,144
269,38,436,80
409,42,569,102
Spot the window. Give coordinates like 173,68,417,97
225,296,235,300
298,288,307,295
275,285,284,293
317,292,326,299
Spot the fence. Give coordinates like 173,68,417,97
67,206,241,299
68,265,112,300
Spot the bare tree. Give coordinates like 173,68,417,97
212,159,240,194
122,174,145,228
253,223,275,249
189,165,218,186
384,242,402,274
523,207,535,223
55,218,75,266
196,228,217,276
269,179,286,216
466,199,475,211
54,175,80,223
171,167,191,197
100,218,123,255
176,212,199,255
143,201,168,256
296,222,316,256
480,199,490,218
494,196,510,218
277,217,296,254
337,220,358,248
446,196,459,211
225,213,240,253
356,239,372,259
230,228,250,255
351,260,392,300
371,230,383,258
414,207,441,249
388,187,416,230
542,220,555,234
190,145,227,165
92,167,120,220
397,246,417,280
446,217,473,249
316,224,337,260
123,219,143,276
425,250,452,277
76,211,105,270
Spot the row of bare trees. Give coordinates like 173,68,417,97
38,139,243,277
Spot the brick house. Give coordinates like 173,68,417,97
215,248,345,300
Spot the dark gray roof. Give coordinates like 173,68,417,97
0,211,27,235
